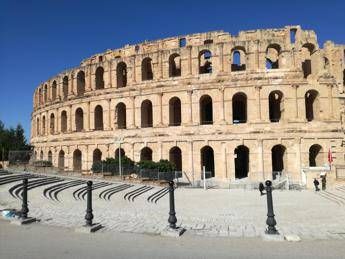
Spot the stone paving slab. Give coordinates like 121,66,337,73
1,173,345,240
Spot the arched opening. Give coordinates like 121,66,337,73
36,118,40,136
115,103,126,129
77,71,85,96
232,93,247,123
116,62,127,88
62,76,68,100
93,149,102,164
169,146,182,171
309,144,323,167
142,57,153,81
305,90,319,121
49,113,55,134
269,91,284,122
169,53,181,77
58,150,65,170
44,85,48,103
42,116,46,135
169,97,181,126
95,67,104,90
141,100,153,128
48,151,52,163
324,57,330,70
52,81,57,101
343,69,345,86
73,149,82,172
140,147,152,161
39,88,42,105
271,145,286,173
75,108,84,132
94,105,103,130
61,111,67,133
266,44,281,69
40,150,43,160
200,95,213,125
199,50,212,74
301,43,315,78
34,151,37,160
115,148,125,159
231,48,246,71
201,146,215,177
234,145,249,179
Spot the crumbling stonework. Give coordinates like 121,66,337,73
30,25,345,186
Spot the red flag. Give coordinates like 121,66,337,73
328,148,333,165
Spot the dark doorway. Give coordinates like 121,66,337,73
200,95,213,125
169,97,181,126
169,146,182,171
58,150,65,170
309,144,323,167
75,108,84,132
140,147,152,161
271,145,286,172
141,100,153,128
305,90,319,121
235,145,249,179
201,146,215,177
73,149,82,172
117,62,127,88
232,93,247,123
269,91,283,122
116,103,126,129
94,105,103,130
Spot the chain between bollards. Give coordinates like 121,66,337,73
265,180,278,235
168,180,177,229
21,178,29,219
85,181,94,226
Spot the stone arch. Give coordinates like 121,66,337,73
39,88,43,105
141,100,153,128
269,90,284,122
44,84,48,103
115,148,125,159
232,92,247,123
266,44,281,69
75,108,84,132
201,145,215,177
199,50,212,74
52,81,57,101
169,53,181,77
42,115,46,135
61,110,67,133
142,57,153,81
95,66,104,90
73,149,82,172
231,47,246,71
94,105,104,130
49,113,55,134
169,146,182,171
58,150,65,170
305,90,320,121
62,76,68,99
140,147,152,161
301,43,316,78
40,150,44,160
234,145,249,179
116,62,127,88
169,97,181,126
48,150,52,163
36,117,40,136
309,144,323,167
93,148,102,164
115,102,126,129
77,71,85,96
271,144,286,172
200,95,213,125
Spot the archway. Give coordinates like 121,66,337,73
116,103,126,129
271,145,286,172
73,149,82,172
61,111,67,133
50,113,55,134
93,149,102,164
232,93,247,123
199,50,212,74
200,95,213,125
115,148,125,159
269,91,283,122
94,105,104,130
169,53,181,77
140,147,152,161
305,90,319,121
95,67,104,90
48,151,52,163
200,146,215,177
58,150,65,170
117,62,127,88
141,100,153,128
309,144,323,167
234,145,249,179
75,108,84,132
169,97,181,126
142,57,153,81
169,146,182,171
62,76,68,99
231,48,246,71
77,71,85,96
52,81,57,101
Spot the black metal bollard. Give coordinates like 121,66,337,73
21,178,29,219
84,181,94,226
265,180,278,234
168,181,177,229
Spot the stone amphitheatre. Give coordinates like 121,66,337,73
30,25,345,188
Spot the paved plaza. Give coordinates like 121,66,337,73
1,171,345,240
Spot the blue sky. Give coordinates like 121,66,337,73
0,0,344,140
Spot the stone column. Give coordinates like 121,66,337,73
69,105,72,132
218,86,226,124
254,85,262,122
156,93,163,126
108,99,112,130
131,96,136,128
327,84,334,119
108,61,112,88
187,90,193,125
219,43,224,72
187,46,192,75
88,66,92,91
132,56,136,83
86,102,90,131
159,51,163,79
55,109,58,134
69,73,74,96
292,84,299,120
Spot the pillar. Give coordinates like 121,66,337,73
131,96,136,128
108,61,112,88
108,99,112,130
69,105,72,132
254,85,262,122
292,84,299,120
187,90,193,125
219,87,226,124
86,102,90,131
157,93,163,126
188,46,192,75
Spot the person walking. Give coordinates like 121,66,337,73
259,182,265,195
321,175,327,190
313,178,320,191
